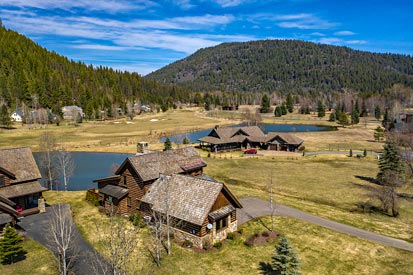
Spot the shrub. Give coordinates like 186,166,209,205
227,232,235,240
237,228,244,235
244,236,255,247
128,213,147,228
261,231,270,237
183,239,193,248
203,239,211,250
213,241,223,249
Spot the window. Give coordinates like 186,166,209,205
136,200,141,210
215,216,228,231
123,176,127,186
0,176,5,187
107,196,112,203
127,197,131,207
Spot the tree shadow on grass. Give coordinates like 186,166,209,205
258,262,277,275
355,175,380,185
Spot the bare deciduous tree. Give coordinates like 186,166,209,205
49,204,78,275
92,206,145,275
39,131,58,190
56,147,74,191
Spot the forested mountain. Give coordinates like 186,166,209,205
0,25,190,117
147,40,413,95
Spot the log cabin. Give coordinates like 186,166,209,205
0,194,20,229
198,125,304,152
140,174,242,248
0,147,47,217
94,147,207,215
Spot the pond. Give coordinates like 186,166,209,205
161,123,336,143
34,152,133,191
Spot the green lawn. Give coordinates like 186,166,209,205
0,238,57,275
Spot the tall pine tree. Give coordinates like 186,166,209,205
271,236,301,275
377,139,404,182
0,223,26,264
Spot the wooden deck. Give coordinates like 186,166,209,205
19,207,40,217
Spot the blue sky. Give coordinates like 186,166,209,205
1,0,412,75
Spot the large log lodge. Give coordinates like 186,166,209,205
198,125,304,152
94,147,242,248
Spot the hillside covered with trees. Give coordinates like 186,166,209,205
0,24,190,118
147,40,413,95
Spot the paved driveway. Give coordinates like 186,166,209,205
18,204,109,275
238,197,413,252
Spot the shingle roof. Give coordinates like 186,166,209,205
200,126,265,145
209,205,235,220
121,147,206,182
100,185,129,199
0,181,47,198
141,174,224,226
266,132,304,145
0,147,42,183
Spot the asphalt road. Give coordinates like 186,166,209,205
238,197,413,252
18,204,109,275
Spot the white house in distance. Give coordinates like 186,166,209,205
10,110,23,122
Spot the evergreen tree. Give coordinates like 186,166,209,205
360,100,368,117
363,148,367,157
274,106,282,117
0,105,12,128
281,104,287,115
260,94,271,113
183,136,189,144
338,112,349,127
351,107,360,125
374,105,381,120
317,101,325,117
374,126,384,142
164,137,172,151
377,139,404,182
271,236,301,275
349,149,353,157
286,94,294,113
0,223,26,264
328,111,336,122
304,106,310,115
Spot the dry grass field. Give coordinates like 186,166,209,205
1,108,412,274
42,191,413,275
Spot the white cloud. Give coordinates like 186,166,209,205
71,44,146,51
318,37,342,45
173,0,196,10
311,32,325,36
0,0,156,13
248,13,338,30
346,40,367,45
213,0,243,7
334,30,355,36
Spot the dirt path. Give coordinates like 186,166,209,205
238,197,413,252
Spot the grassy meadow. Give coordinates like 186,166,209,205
42,191,413,275
1,107,412,274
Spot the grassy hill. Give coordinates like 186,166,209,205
147,40,413,95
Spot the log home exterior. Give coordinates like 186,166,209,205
199,125,304,152
0,194,20,228
94,147,207,215
0,147,47,217
140,174,242,248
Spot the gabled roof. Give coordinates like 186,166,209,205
141,174,241,226
117,147,206,182
0,147,42,184
100,185,128,200
267,132,303,145
0,181,47,198
201,126,265,145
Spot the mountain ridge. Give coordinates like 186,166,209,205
146,39,413,95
